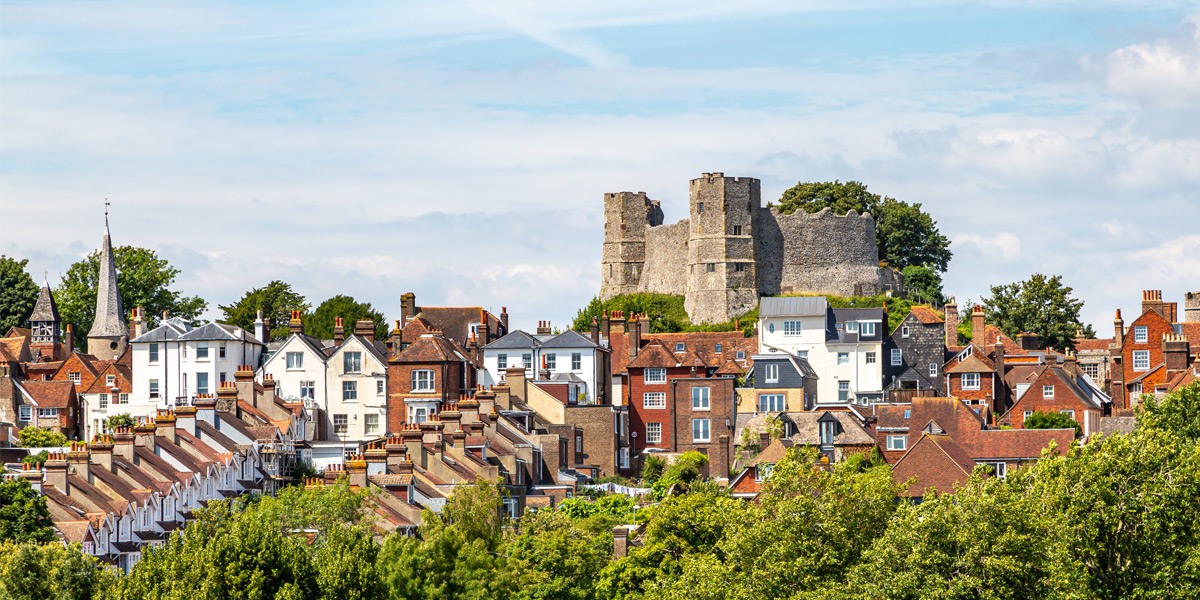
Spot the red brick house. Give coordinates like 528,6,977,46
387,331,476,434
1000,363,1104,437
892,433,976,498
1109,290,1196,410
14,380,79,438
729,438,791,499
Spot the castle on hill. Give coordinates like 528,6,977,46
600,173,899,323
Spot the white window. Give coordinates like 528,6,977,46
886,434,907,451
736,351,745,360
691,387,710,410
643,392,666,409
343,352,362,373
196,372,209,396
364,414,380,436
866,352,877,365
644,368,666,384
148,343,159,363
861,322,876,336
119,393,129,403
1081,363,1100,379
1133,350,1150,371
342,381,357,401
1043,385,1055,399
286,352,304,369
891,349,903,366
646,423,662,444
149,380,160,399
99,394,108,410
1023,410,1033,420
675,342,686,352
692,418,711,442
409,406,431,424
412,370,434,391
764,363,779,383
901,326,910,338
989,462,1007,480
377,380,385,395
522,353,532,368
929,363,938,377
300,381,315,399
1059,409,1075,420
847,321,859,333
758,394,785,412
545,353,557,370
755,463,774,482
333,414,348,435
19,406,31,422
68,372,81,384
106,374,116,387
571,353,582,371
837,352,849,365
196,342,209,359
1132,382,1144,396
37,408,59,418
1134,326,1148,343
962,373,981,390
497,354,507,369
575,436,583,453
838,381,850,402
783,320,802,336
620,448,630,469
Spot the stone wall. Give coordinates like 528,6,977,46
636,219,690,297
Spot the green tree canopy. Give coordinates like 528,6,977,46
900,264,945,305
218,280,310,341
308,295,387,341
0,478,56,544
980,273,1085,352
572,293,756,335
0,541,115,600
775,180,952,272
55,246,207,347
16,427,68,448
1024,410,1081,437
0,256,40,334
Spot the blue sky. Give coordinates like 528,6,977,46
2,1,1198,334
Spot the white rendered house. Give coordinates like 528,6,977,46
481,329,604,405
130,318,266,407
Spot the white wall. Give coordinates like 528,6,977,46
324,337,387,441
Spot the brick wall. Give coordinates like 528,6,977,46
387,361,466,434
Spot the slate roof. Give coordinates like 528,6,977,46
760,296,827,317
178,323,264,345
1073,337,1114,352
788,411,876,446
88,224,127,339
486,330,541,350
542,330,599,349
30,286,60,323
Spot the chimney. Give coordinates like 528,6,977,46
611,311,626,335
364,444,388,475
1064,353,1078,376
162,310,170,322
400,293,417,324
401,424,424,468
537,320,552,336
388,320,403,354
43,451,69,493
133,417,157,448
1114,309,1125,349
1164,334,1189,372
289,310,304,335
261,374,277,406
334,317,345,345
19,462,43,493
345,454,368,489
590,318,600,345
384,436,408,471
112,426,135,462
993,340,1007,414
478,308,490,344
612,526,630,559
155,410,178,446
944,297,958,347
216,381,239,414
235,365,256,407
174,405,197,437
539,355,551,380
66,441,89,481
1018,332,1039,351
421,419,443,447
355,319,376,342
254,309,268,343
1186,292,1200,323
971,305,986,347
64,324,74,355
134,307,148,338
500,306,509,333
629,314,641,359
1141,290,1164,318
194,394,217,427
90,435,114,474
601,310,611,341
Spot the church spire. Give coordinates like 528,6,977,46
87,202,128,359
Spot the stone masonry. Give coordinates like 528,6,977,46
601,173,894,323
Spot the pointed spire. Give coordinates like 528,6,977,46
88,206,128,357
29,282,60,325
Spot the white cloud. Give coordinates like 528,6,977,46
952,232,1023,261
1103,17,1200,110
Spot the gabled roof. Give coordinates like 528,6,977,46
760,296,827,317
178,323,264,345
947,354,995,374
892,433,976,497
30,286,60,323
17,380,77,408
485,330,540,350
627,340,704,369
403,306,501,346
788,411,875,446
749,438,792,467
393,334,472,364
1073,337,1113,352
541,330,599,349
130,318,192,343
909,305,944,325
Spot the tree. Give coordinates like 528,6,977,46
508,509,615,600
651,451,709,500
981,273,1085,352
1024,411,1081,437
775,181,952,272
308,295,387,341
56,245,207,347
0,256,39,334
219,280,310,340
105,413,135,430
900,265,944,305
0,541,115,600
0,478,56,544
16,427,68,448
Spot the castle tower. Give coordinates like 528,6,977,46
1186,292,1200,323
684,173,760,323
29,280,62,360
600,191,663,299
87,211,128,360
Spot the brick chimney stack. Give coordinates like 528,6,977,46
334,317,345,345
66,441,89,481
90,434,114,473
1113,310,1125,350
43,451,69,494
1018,332,1039,351
590,317,600,345
500,306,509,333
289,310,303,335
1142,290,1164,318
64,324,74,356
400,293,417,325
971,305,986,348
536,320,552,335
629,314,641,359
944,298,958,347
355,319,376,342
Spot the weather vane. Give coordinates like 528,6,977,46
104,198,111,227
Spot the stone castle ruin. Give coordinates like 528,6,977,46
600,173,897,323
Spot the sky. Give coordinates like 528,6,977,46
1,1,1198,335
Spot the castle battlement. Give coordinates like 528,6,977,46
600,174,895,323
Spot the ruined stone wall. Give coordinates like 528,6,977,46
600,192,663,299
772,207,884,297
636,219,690,297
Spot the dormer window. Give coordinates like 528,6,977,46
861,322,876,336
901,326,910,338
715,344,723,353
675,342,685,352
106,374,116,387
847,321,859,333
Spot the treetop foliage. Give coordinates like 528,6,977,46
572,293,756,335
219,280,310,341
16,427,68,448
0,478,56,545
0,256,40,334
308,295,388,341
981,273,1086,352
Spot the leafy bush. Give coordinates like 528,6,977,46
16,427,67,448
1024,411,1082,437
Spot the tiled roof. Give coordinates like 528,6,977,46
910,305,944,325
393,334,471,364
54,520,91,544
404,307,501,347
749,438,793,466
19,380,76,408
947,354,995,374
892,433,975,497
627,340,705,369
1073,337,1113,352
970,428,1073,461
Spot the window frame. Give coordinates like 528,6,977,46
364,414,380,436
758,393,785,412
928,363,938,377
19,405,32,422
782,320,802,336
333,414,349,435
861,322,876,336
343,352,363,374
644,368,667,384
342,381,358,402
691,386,710,411
837,352,850,365
497,353,507,369
865,352,877,364
149,379,160,399
886,434,907,451
1043,384,1055,399
962,372,981,390
195,342,209,360
411,370,435,392
286,352,304,370
692,418,711,442
571,352,582,371
1134,326,1148,343
642,392,666,409
890,348,903,366
545,353,557,370
764,363,779,384
1132,350,1150,371
377,380,386,395
645,422,662,444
